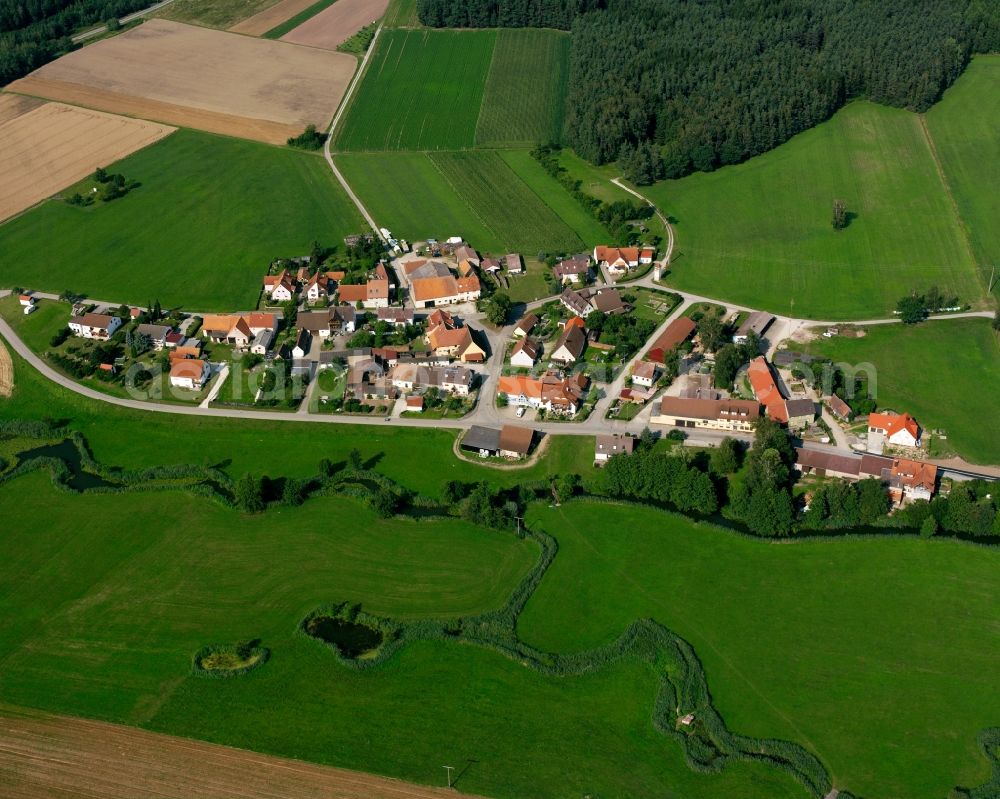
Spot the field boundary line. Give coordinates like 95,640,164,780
916,114,986,294
471,29,501,147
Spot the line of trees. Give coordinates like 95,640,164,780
420,0,1000,181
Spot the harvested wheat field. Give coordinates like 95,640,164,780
229,0,320,35
0,340,12,397
6,19,357,144
281,0,389,49
0,709,484,799
0,100,174,222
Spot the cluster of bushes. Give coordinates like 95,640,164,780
895,480,1000,538
192,640,270,678
586,308,656,362
286,124,327,151
712,334,760,390
531,143,656,243
896,286,963,323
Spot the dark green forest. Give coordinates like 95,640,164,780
417,0,1000,180
0,0,151,85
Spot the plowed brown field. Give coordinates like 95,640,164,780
229,0,321,35
281,0,389,49
0,100,174,222
6,20,357,144
0,708,485,799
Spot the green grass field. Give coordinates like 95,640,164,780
0,131,364,311
520,501,1000,799
336,150,609,254
335,29,496,151
803,318,1000,464
475,29,570,148
642,101,985,320
925,55,1000,296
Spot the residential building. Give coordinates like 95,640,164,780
169,358,210,390
510,337,539,369
377,307,415,327
505,253,523,274
426,324,485,362
646,317,696,363
405,396,424,412
136,323,171,350
589,287,629,315
305,272,330,302
68,312,122,340
481,257,502,273
868,411,921,447
550,323,586,364
513,312,537,338
733,311,775,344
497,371,587,415
202,314,277,344
291,329,311,359
595,434,636,464
593,245,640,274
888,458,937,503
552,255,591,284
454,244,479,268
263,270,295,300
410,274,481,307
784,398,816,430
631,360,660,388
339,278,390,309
299,306,356,338
652,396,760,431
18,294,34,307
560,287,592,318
389,364,474,395
250,329,276,355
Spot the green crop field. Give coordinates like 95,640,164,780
474,29,570,148
336,28,570,152
520,501,1000,799
0,130,365,311
336,150,608,254
335,29,496,151
381,0,419,28
925,55,1000,295
803,318,1000,464
643,101,986,320
261,0,337,38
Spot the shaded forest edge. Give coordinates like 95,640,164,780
416,0,1000,183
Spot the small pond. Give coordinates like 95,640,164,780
306,616,383,659
16,440,115,490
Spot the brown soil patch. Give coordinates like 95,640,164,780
6,19,356,144
0,707,486,799
0,93,44,125
0,339,12,398
0,102,174,222
281,0,389,49
229,0,322,35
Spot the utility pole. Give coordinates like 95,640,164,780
443,765,454,788
514,516,523,536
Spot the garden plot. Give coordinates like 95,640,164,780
5,20,356,144
0,100,174,222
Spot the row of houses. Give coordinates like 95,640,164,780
263,264,392,309
794,448,937,504
593,245,656,276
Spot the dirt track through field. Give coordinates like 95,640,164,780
281,0,388,49
0,339,12,397
0,101,174,222
229,0,322,35
6,19,357,145
0,708,485,799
